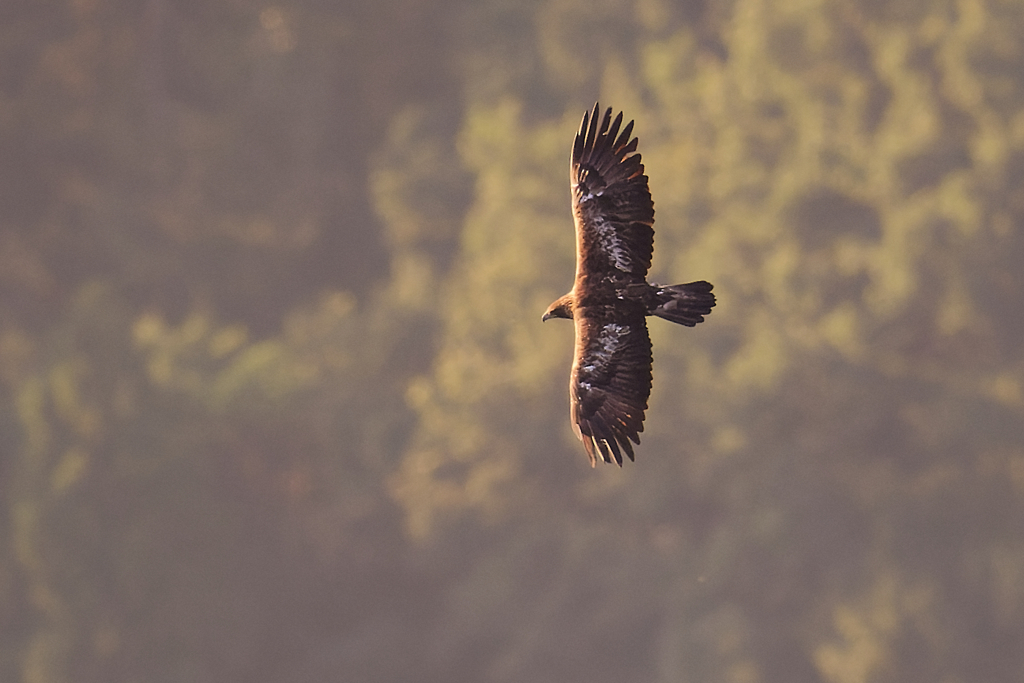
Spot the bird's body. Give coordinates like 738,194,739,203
543,104,715,466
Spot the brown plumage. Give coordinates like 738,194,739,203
542,104,716,466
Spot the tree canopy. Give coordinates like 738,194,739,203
2,0,1023,681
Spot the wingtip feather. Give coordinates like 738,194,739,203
606,111,623,150
615,120,635,151
586,103,601,155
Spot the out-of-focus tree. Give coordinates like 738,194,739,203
3,0,1024,681
385,0,1024,680
1,0,466,681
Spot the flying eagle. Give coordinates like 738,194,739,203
542,104,715,467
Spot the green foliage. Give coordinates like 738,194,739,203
385,0,1024,680
2,0,1023,681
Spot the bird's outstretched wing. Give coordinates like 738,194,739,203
570,314,653,466
571,103,655,282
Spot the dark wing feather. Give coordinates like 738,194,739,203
571,103,655,281
570,313,653,466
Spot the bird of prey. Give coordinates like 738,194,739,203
542,104,715,466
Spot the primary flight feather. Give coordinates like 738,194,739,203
542,104,716,466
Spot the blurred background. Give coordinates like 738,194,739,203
2,0,1024,681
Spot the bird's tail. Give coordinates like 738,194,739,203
650,281,716,327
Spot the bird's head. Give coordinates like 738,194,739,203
542,294,574,322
